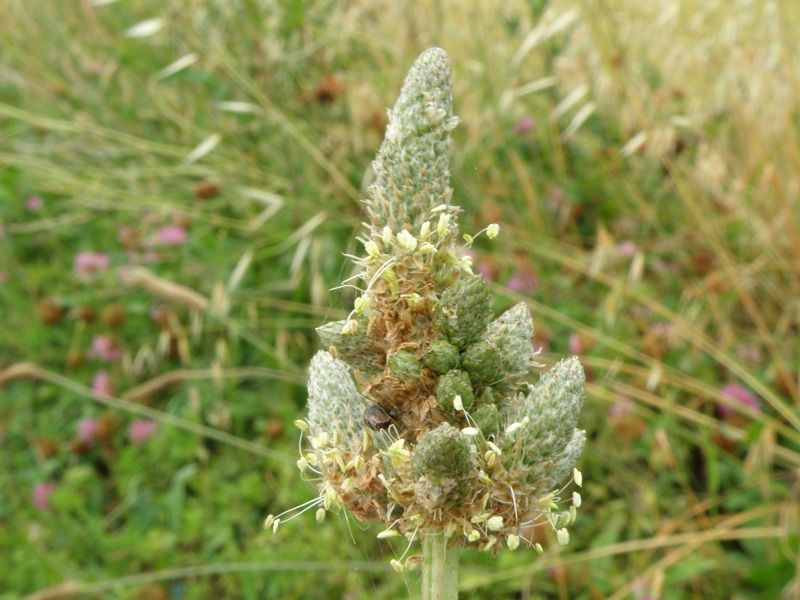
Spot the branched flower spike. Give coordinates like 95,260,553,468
268,48,586,583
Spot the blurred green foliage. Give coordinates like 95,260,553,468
1,0,799,598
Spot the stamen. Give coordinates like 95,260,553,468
266,495,325,530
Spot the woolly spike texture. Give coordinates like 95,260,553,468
412,423,475,511
423,339,461,374
283,48,586,560
364,47,458,234
306,350,369,449
435,276,492,349
435,369,474,413
316,318,384,376
461,302,536,386
501,357,586,490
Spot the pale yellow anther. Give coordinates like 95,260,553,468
324,487,337,510
437,213,451,238
390,559,405,574
574,468,583,487
386,439,410,463
420,220,431,239
486,516,504,531
377,529,401,539
341,320,359,335
505,422,523,435
354,296,370,314
397,230,417,251
507,534,520,550
484,450,496,468
364,240,380,257
334,452,347,473
486,441,502,456
557,528,570,546
310,431,329,449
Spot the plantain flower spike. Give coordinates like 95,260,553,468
278,47,586,559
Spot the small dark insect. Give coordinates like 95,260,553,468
364,404,396,430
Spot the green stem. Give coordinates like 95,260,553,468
421,530,460,600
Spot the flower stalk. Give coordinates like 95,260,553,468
422,529,460,600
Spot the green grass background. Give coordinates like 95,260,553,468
1,0,799,598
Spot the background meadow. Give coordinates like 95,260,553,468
1,0,799,598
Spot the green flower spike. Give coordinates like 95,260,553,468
422,339,461,374
388,349,422,385
461,302,536,386
306,350,369,450
316,317,384,377
435,369,475,414
412,423,475,510
435,276,493,349
365,47,459,235
269,48,586,600
501,357,586,491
